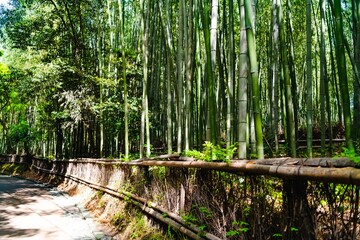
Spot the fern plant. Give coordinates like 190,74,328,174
338,147,360,164
184,141,237,162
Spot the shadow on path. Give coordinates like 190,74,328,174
0,175,103,240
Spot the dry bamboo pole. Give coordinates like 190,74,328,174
3,154,360,185
53,158,360,185
130,160,360,185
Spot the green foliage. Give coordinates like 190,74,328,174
149,166,166,179
96,190,104,199
119,182,136,194
7,121,38,153
198,206,212,218
202,141,217,161
0,163,28,174
226,230,239,237
0,62,9,77
184,149,203,160
110,212,127,230
272,233,282,237
8,121,29,143
98,200,105,208
46,155,55,160
226,221,250,237
167,225,173,239
242,205,251,218
184,141,237,162
233,221,250,233
182,213,199,225
198,225,206,231
143,144,154,155
129,213,164,239
337,147,360,163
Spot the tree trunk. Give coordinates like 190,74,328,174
176,0,184,153
159,0,175,154
353,0,360,143
238,0,248,159
244,0,264,159
227,0,235,152
185,0,194,152
56,118,63,159
119,0,129,159
320,0,327,156
210,0,218,144
201,0,217,144
306,0,313,158
194,0,204,149
140,0,151,158
279,3,296,157
327,9,342,126
268,0,280,156
333,0,354,151
286,0,299,147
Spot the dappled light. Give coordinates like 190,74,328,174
1,0,360,239
0,175,106,239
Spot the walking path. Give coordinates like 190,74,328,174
0,175,108,240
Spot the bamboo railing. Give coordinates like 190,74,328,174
1,154,360,239
57,154,360,185
2,154,360,185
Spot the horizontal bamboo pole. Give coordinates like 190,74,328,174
122,159,360,185
254,157,356,167
3,154,360,185
63,157,360,185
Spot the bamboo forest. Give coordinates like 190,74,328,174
0,0,358,160
2,0,360,239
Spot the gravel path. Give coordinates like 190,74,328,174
0,175,109,240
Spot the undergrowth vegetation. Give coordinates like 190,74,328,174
337,147,360,164
0,163,28,175
108,203,185,239
184,141,237,162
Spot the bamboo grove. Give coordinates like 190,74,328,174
0,0,359,160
